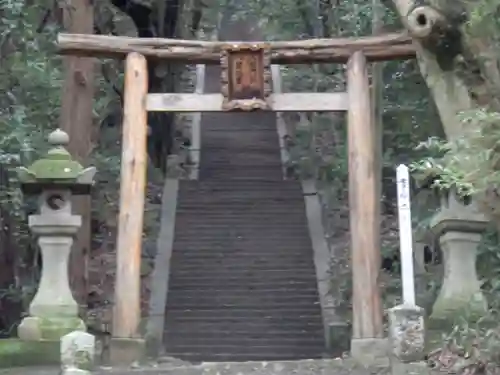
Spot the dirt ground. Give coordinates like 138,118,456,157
0,358,435,375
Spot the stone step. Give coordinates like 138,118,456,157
183,200,301,207
164,68,325,360
200,117,278,132
179,180,302,190
201,134,278,140
167,288,320,298
165,307,321,316
174,210,309,218
164,345,325,361
165,282,317,291
168,281,319,290
166,301,321,311
170,266,310,274
173,228,311,235
200,163,284,171
200,145,279,155
174,221,307,227
171,268,318,275
165,318,323,328
200,155,282,163
165,287,320,294
174,222,308,230
168,281,318,290
175,218,305,227
198,171,284,180
176,193,303,201
164,323,324,337
174,211,307,219
176,195,304,203
169,252,315,261
169,255,315,264
173,230,310,236
169,273,318,283
163,336,324,347
165,315,323,325
200,148,281,158
165,301,321,310
171,240,313,248
163,352,324,362
200,149,280,157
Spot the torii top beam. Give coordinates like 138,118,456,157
56,32,416,64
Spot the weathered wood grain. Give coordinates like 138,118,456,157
146,92,349,112
57,32,416,63
113,52,148,338
347,51,384,340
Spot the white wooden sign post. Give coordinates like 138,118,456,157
396,164,416,306
388,164,425,362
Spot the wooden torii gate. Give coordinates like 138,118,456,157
57,32,416,347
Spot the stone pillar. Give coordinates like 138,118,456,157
18,190,86,340
429,188,488,324
61,330,96,374
388,304,425,362
16,129,96,341
413,230,427,297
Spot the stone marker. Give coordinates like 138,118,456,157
388,304,425,362
61,331,96,373
388,165,425,362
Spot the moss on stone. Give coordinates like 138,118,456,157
429,292,487,327
38,317,86,341
0,339,59,368
18,316,86,341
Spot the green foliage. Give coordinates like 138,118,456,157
0,0,64,335
466,0,500,41
0,0,63,217
0,0,62,165
411,109,500,198
0,1,123,335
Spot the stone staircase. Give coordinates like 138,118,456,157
162,65,325,361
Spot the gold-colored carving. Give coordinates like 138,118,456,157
220,43,271,111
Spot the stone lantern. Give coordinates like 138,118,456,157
429,185,488,325
16,129,96,341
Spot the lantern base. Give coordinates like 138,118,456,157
18,316,86,341
0,338,60,367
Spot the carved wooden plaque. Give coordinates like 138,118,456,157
220,43,271,111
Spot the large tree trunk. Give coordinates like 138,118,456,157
391,0,498,139
391,0,500,222
60,0,95,312
111,0,185,173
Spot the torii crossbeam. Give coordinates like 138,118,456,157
57,31,416,63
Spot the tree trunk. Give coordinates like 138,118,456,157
0,165,21,337
390,0,497,139
59,0,95,312
111,0,185,174
391,0,500,221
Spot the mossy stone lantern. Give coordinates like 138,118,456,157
416,170,488,328
16,129,96,341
